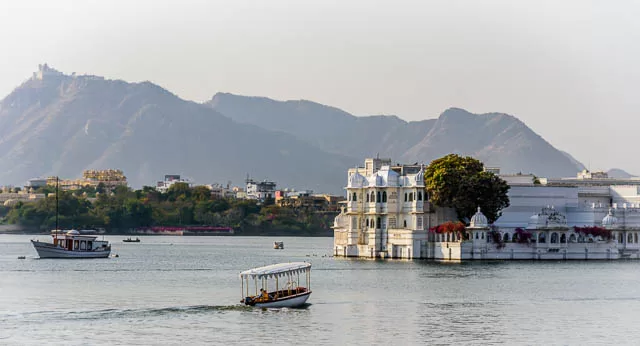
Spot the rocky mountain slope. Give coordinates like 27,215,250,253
0,66,353,193
209,93,586,177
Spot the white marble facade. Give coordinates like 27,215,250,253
333,159,640,260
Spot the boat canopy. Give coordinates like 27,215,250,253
239,262,311,279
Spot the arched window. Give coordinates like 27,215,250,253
352,192,357,201
404,193,407,202
560,234,566,243
635,233,638,243
409,193,413,202
370,192,375,203
503,233,510,242
446,233,450,242
366,193,369,203
475,232,479,239
512,233,519,242
481,232,485,240
418,191,422,201
629,233,633,243
618,233,623,243
538,232,546,243
403,220,407,228
550,233,558,244
382,191,387,203
377,217,381,229
569,234,577,243
377,191,381,203
366,219,369,227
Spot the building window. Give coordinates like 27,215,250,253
569,234,576,243
382,191,387,203
403,220,407,228
635,233,638,243
352,192,357,202
389,217,397,228
366,219,369,227
370,192,375,203
418,191,422,201
377,191,381,203
482,232,485,239
366,193,369,203
409,193,413,202
377,217,381,229
475,232,479,239
417,217,422,229
538,232,546,243
550,233,558,244
503,233,510,242
629,233,633,244
560,234,566,243
404,193,407,202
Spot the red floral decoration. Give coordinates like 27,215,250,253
573,226,611,240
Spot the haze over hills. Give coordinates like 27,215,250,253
0,65,353,193
208,93,587,177
0,65,629,194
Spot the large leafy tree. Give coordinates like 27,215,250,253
424,154,510,223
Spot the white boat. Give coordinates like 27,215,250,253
240,262,312,308
31,230,111,259
274,241,284,249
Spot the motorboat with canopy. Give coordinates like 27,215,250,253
240,262,311,308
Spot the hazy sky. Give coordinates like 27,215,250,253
2,0,639,173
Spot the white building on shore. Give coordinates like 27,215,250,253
333,160,640,261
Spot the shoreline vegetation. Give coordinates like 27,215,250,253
0,183,336,237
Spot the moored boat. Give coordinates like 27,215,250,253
240,262,311,308
31,230,111,259
123,237,140,243
273,241,284,249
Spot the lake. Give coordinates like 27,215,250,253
1,234,640,345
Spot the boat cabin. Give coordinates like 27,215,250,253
50,230,110,252
240,262,312,308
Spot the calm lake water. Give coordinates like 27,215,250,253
1,234,640,345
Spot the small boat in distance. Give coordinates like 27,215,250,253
273,241,284,249
123,237,140,243
31,230,111,259
240,262,312,308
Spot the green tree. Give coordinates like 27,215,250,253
425,154,510,223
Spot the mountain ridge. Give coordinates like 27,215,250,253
0,65,616,194
208,93,586,177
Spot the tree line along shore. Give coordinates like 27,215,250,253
0,183,336,236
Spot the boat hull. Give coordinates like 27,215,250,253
252,291,311,308
31,241,111,259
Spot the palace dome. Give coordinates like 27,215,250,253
348,171,368,188
469,207,488,228
602,209,618,228
526,213,541,229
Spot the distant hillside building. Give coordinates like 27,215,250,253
46,169,127,190
32,63,63,80
246,178,276,201
156,175,193,193
275,190,345,212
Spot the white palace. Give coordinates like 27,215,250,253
332,158,640,261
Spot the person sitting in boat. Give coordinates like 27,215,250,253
260,288,269,301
